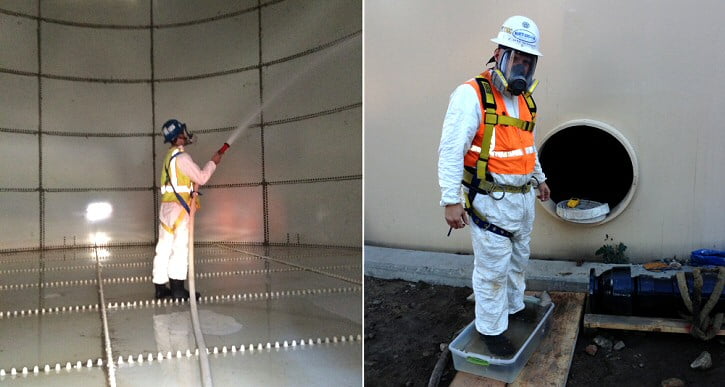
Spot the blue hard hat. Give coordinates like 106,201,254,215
161,119,188,144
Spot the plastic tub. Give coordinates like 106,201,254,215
449,297,555,383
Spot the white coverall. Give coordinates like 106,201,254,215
438,81,546,336
152,147,216,285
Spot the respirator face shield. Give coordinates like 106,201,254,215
498,48,538,95
179,127,194,144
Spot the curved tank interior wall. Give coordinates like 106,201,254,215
364,0,725,262
0,0,362,251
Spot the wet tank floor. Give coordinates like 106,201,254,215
0,245,362,386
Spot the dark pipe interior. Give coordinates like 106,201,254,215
539,125,634,207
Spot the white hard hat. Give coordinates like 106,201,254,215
491,15,542,57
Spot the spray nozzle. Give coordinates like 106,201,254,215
217,143,230,155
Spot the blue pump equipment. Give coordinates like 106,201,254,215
690,249,725,267
588,266,725,318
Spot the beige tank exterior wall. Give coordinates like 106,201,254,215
364,0,725,262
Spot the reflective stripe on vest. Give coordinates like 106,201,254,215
160,147,192,203
463,70,537,178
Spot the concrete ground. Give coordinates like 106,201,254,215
364,245,693,292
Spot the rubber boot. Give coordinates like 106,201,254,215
480,333,516,357
154,283,172,299
169,279,200,301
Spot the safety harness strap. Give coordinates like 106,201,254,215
473,77,497,180
165,152,192,215
160,210,187,234
463,168,532,194
464,188,514,239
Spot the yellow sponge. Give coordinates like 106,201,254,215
567,198,580,208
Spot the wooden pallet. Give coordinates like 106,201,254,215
451,292,586,387
583,313,725,335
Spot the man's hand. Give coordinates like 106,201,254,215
536,182,551,201
212,152,223,165
444,203,469,229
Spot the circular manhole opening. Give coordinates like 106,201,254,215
538,119,638,224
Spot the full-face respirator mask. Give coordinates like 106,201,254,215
490,48,538,96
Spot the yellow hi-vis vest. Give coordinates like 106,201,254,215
160,147,193,204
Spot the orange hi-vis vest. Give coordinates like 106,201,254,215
463,70,537,178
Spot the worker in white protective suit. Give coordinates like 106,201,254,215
153,119,223,300
437,15,551,357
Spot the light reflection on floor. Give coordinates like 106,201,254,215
0,245,362,386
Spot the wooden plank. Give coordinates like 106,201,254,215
583,313,725,335
511,292,585,387
451,292,586,387
450,372,507,387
